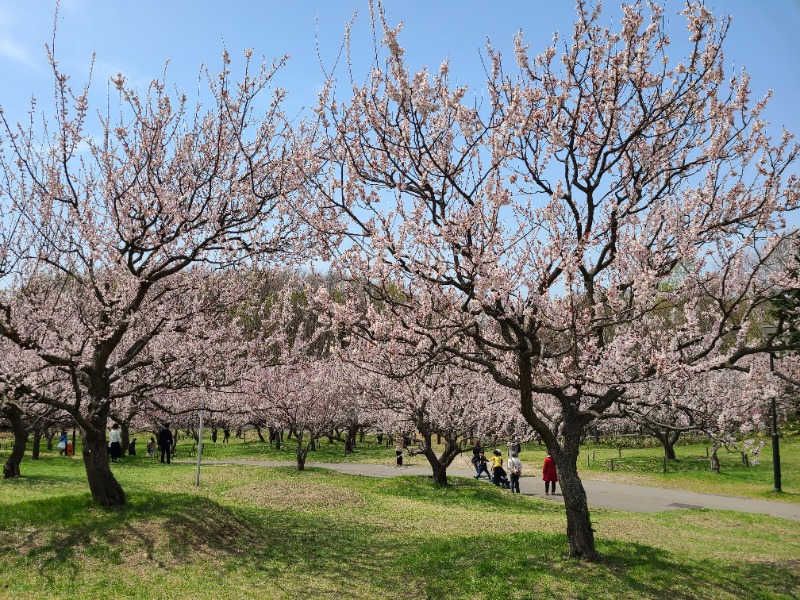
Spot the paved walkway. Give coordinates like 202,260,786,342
182,459,800,523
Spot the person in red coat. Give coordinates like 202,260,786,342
542,453,558,495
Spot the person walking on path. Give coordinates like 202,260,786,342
108,423,122,462
490,449,510,488
473,450,492,480
508,451,522,493
158,423,174,464
542,452,558,495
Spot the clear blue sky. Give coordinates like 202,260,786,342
1,0,799,138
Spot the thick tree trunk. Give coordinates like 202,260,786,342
517,353,600,561
553,447,597,561
429,459,447,485
419,432,463,485
31,428,42,460
664,440,677,461
652,429,680,460
3,407,29,478
81,423,126,506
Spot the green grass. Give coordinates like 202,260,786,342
177,431,800,503
563,437,800,502
7,431,799,502
1,452,799,598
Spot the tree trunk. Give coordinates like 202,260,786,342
553,447,597,561
255,426,266,443
652,429,680,460
45,427,55,450
296,432,308,470
710,447,720,473
345,424,358,454
418,431,463,485
3,406,28,478
120,422,131,454
664,438,677,460
31,428,42,460
517,353,600,561
429,459,448,485
81,421,126,506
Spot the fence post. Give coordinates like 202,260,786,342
663,456,667,474
593,450,596,461
587,454,590,467
705,446,709,458
618,446,622,458
610,459,615,471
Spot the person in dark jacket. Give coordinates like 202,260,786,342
158,423,174,464
473,450,491,480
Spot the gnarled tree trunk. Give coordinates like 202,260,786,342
3,404,29,478
552,448,596,561
295,431,309,471
345,424,358,454
81,408,126,506
652,429,681,460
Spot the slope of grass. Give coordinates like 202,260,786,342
0,454,798,599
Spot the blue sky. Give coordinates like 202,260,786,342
1,0,799,140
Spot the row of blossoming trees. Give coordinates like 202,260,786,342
1,1,799,561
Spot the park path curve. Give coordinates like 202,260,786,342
181,458,800,523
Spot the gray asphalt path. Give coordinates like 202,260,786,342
183,459,800,523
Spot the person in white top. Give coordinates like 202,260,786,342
109,423,123,462
507,451,523,494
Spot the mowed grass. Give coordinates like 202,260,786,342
565,437,800,502
168,431,800,502
1,452,799,599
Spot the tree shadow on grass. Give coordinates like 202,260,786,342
4,483,796,598
397,532,800,599
0,490,396,593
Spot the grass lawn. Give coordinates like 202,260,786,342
166,430,800,502
1,448,799,599
11,430,799,502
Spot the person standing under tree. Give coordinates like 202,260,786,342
58,431,68,456
542,452,558,495
158,423,174,464
508,450,523,494
394,436,404,467
108,423,122,462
